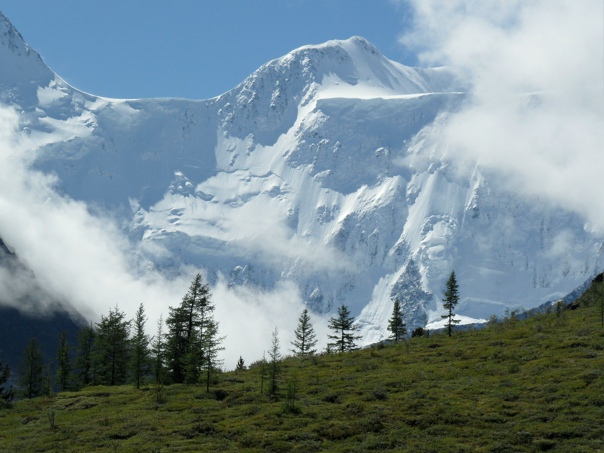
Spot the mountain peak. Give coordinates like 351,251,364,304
301,36,382,56
0,11,43,65
2,14,596,351
278,35,422,92
211,35,451,144
0,11,54,103
0,11,25,49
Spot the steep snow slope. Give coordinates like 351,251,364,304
1,12,602,344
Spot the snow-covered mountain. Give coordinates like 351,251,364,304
1,12,602,343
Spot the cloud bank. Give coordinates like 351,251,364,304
400,0,604,231
0,105,323,368
0,106,189,320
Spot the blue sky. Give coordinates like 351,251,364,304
0,0,416,100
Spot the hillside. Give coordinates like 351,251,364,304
0,281,602,452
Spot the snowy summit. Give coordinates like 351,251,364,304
0,13,602,344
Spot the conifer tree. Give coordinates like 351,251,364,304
75,323,96,387
165,304,187,384
41,358,53,397
387,299,407,342
259,352,267,395
56,331,72,392
291,308,318,356
151,314,166,384
0,359,14,407
235,356,245,371
165,273,214,384
18,338,46,398
95,306,131,386
442,271,461,337
184,337,204,384
202,318,225,392
328,305,361,353
130,303,151,389
267,327,281,399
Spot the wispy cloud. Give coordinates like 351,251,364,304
399,0,604,231
0,104,329,367
213,278,329,368
0,106,190,322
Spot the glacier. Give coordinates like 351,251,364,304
1,11,602,345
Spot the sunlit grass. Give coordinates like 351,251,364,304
0,283,602,452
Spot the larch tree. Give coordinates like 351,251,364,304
56,331,72,392
442,271,461,337
387,299,406,343
95,306,131,386
202,318,225,392
259,352,268,395
18,338,46,398
130,303,151,389
75,323,97,387
165,273,216,384
41,359,53,397
235,356,245,371
165,302,188,384
150,314,166,385
328,305,361,353
267,327,281,399
291,308,318,356
0,359,14,407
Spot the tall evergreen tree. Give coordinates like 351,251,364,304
235,356,245,371
130,303,151,389
151,314,166,384
165,304,187,384
41,358,53,397
387,299,407,343
259,352,267,395
291,308,318,356
18,338,46,398
165,273,213,384
0,359,14,407
267,327,281,399
442,271,461,337
56,331,72,392
202,318,225,392
75,323,97,387
184,334,204,384
328,305,361,353
95,306,131,386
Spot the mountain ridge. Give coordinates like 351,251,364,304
0,12,602,346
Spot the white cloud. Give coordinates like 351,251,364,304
0,106,192,324
400,0,604,232
0,104,331,368
213,278,329,368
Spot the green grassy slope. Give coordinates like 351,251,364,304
1,282,603,452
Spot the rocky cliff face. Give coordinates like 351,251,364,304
1,13,601,344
